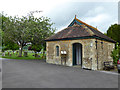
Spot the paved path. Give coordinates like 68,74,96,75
2,58,119,88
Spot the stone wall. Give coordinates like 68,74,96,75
96,40,115,70
46,39,115,70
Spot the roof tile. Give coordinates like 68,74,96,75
46,17,115,43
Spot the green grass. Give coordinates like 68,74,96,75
2,51,45,60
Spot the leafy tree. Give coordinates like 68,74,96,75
1,13,55,57
2,15,31,56
0,13,9,52
28,15,55,57
0,28,19,53
107,24,120,43
104,33,107,36
0,29,2,53
2,39,19,53
107,24,120,56
29,15,55,57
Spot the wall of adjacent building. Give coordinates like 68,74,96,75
46,39,115,70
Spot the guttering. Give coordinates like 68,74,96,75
45,35,116,43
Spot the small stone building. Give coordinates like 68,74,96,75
45,16,115,70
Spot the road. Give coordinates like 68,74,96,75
2,58,119,88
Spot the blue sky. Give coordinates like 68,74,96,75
0,0,118,33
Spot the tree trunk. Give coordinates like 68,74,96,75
13,50,14,55
18,46,23,57
8,51,9,56
35,51,37,57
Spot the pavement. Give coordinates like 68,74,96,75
2,58,119,88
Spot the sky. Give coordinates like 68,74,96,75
0,0,119,33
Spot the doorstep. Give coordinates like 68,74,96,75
73,65,82,68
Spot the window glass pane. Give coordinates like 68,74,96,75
56,46,59,56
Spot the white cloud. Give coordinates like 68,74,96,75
55,26,66,33
84,13,111,24
0,0,69,17
0,1,118,33
82,13,112,33
86,6,104,16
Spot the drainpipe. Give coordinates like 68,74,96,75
97,52,98,70
95,39,98,70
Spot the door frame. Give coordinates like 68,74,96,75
72,43,82,66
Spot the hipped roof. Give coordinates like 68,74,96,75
45,16,115,43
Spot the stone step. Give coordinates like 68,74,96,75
73,65,82,68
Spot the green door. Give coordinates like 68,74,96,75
73,44,76,65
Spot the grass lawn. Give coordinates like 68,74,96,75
2,50,45,60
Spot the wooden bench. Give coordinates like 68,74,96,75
103,61,114,70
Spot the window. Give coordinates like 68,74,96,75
95,41,98,49
101,42,103,49
56,46,59,56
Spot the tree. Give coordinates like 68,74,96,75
1,13,55,57
0,13,9,52
107,24,120,56
30,16,55,57
2,39,19,53
27,14,55,57
104,33,107,36
107,24,120,43
0,23,19,53
2,15,32,56
0,29,2,52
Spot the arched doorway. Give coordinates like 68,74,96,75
73,43,82,66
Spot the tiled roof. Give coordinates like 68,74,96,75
45,17,115,43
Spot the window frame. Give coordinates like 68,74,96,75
56,46,59,56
